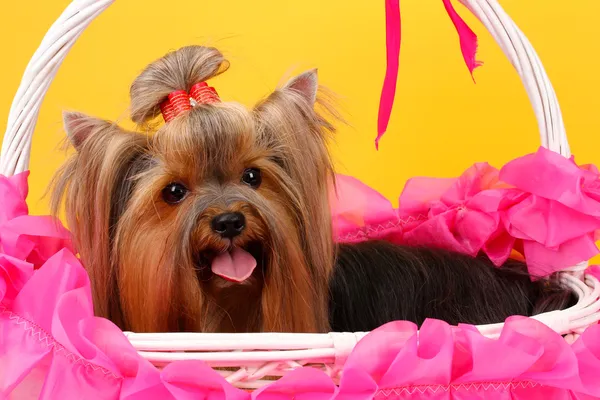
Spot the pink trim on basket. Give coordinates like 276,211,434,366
0,306,120,380
374,381,540,397
336,215,427,243
332,147,600,277
2,171,600,398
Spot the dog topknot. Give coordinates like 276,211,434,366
129,46,229,125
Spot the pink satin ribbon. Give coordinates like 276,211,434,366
442,0,483,78
376,0,401,150
377,0,482,149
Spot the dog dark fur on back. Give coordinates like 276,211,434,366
51,45,574,334
330,241,574,332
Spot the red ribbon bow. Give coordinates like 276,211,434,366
160,82,220,122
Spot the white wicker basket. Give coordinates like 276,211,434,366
1,0,598,390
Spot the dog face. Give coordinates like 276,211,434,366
53,66,336,334
139,103,286,287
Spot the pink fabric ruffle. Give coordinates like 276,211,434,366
2,245,600,399
340,317,600,399
0,173,73,269
333,147,600,277
499,149,600,276
330,174,402,243
2,162,600,398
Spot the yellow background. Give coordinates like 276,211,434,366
1,0,599,218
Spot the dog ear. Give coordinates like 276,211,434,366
63,111,114,150
282,69,318,106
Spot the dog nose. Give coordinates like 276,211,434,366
211,212,246,238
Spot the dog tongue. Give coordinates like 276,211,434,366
211,248,257,282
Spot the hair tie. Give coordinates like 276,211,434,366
160,82,220,122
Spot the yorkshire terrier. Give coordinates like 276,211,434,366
51,45,573,334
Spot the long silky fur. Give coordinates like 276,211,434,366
329,241,576,332
50,119,150,329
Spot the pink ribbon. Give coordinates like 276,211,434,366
376,0,401,150
442,0,483,79
377,0,483,149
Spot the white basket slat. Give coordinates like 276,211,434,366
124,331,367,351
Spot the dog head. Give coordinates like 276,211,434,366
52,46,336,333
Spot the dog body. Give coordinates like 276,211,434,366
330,241,574,332
52,45,572,334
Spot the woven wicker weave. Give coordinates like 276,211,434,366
1,0,598,390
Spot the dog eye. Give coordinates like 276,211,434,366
162,182,188,204
241,168,262,188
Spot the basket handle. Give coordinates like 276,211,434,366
0,0,115,177
460,0,570,157
0,0,570,177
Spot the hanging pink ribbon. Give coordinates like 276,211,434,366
442,0,483,79
376,0,401,150
376,0,483,149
